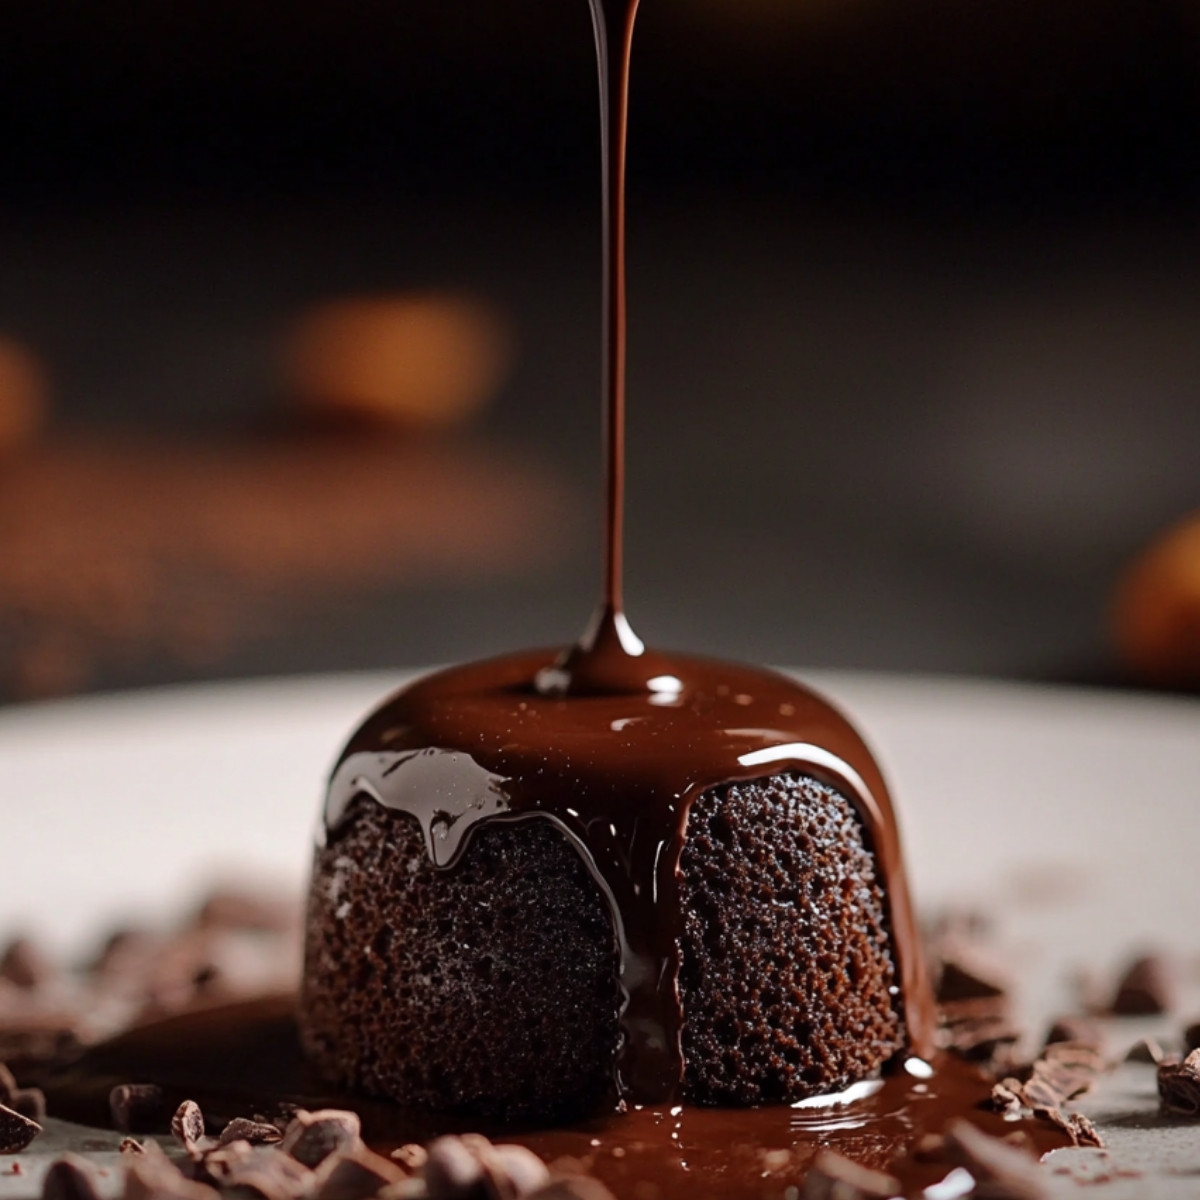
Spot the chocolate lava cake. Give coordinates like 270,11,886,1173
300,771,903,1122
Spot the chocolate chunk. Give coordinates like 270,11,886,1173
801,1150,899,1199
192,890,299,933
42,1154,102,1200
110,1084,165,1134
171,1100,207,1154
1185,1021,1200,1054
935,944,1010,1005
1109,954,1174,1016
987,1079,1025,1116
480,1145,551,1198
0,939,54,991
423,1137,487,1199
1158,1049,1200,1116
0,1101,41,1153
942,1120,1050,1199
204,1144,313,1200
1034,1108,1105,1149
391,1145,429,1172
1126,1037,1164,1064
280,1110,362,1168
937,997,1020,1069
123,1143,219,1200
312,1144,405,1200
526,1182,616,1200
218,1118,284,1147
119,1139,146,1156
1044,1016,1106,1056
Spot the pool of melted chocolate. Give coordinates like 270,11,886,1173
40,998,1069,1199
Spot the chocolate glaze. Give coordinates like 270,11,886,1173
324,651,934,1102
40,999,1070,1200
318,0,934,1106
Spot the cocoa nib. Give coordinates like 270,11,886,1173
1109,953,1174,1016
279,1110,362,1168
109,1083,165,1134
0,1101,41,1153
171,1100,207,1154
1158,1048,1200,1116
801,1149,899,1199
217,1117,284,1147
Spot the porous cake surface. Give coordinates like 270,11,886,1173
679,774,904,1105
301,773,903,1119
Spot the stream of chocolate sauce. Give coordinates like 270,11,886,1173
321,0,934,1104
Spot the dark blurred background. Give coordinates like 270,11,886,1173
1,0,1199,700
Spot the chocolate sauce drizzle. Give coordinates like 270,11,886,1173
322,0,934,1105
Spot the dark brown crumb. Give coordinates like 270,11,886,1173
43,1154,103,1200
1109,954,1174,1016
1158,1049,1200,1115
0,1102,41,1154
109,1084,165,1134
279,1110,362,1169
801,1149,899,1198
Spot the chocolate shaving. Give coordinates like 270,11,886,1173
937,997,1021,1071
313,1144,405,1200
1109,953,1174,1016
942,1119,1050,1199
1158,1048,1200,1116
280,1110,362,1169
43,1154,103,1200
1033,1107,1105,1149
801,1149,899,1199
935,944,1011,1005
171,1100,207,1154
218,1118,285,1147
0,1101,41,1154
110,1084,165,1134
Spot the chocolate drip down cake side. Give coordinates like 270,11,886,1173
300,0,934,1132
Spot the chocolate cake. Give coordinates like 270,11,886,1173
297,646,928,1122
